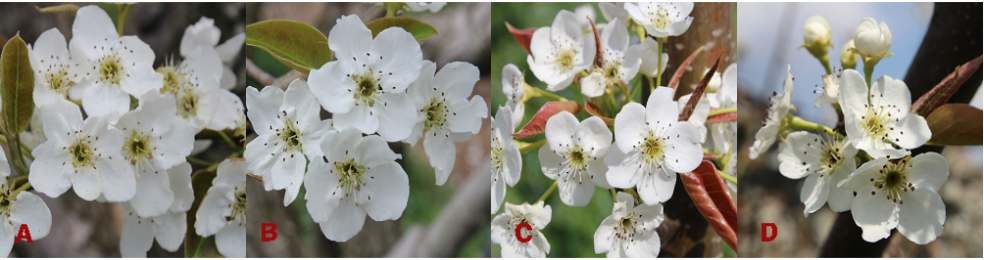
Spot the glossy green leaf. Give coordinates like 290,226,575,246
246,19,332,75
926,103,982,145
1,34,35,134
367,16,438,42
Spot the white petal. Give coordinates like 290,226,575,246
71,167,102,201
195,185,233,236
663,122,703,173
625,232,661,257
435,61,480,101
777,131,822,179
492,174,506,214
245,86,284,136
870,75,912,117
605,149,642,189
851,189,900,242
179,17,220,57
120,211,154,257
800,173,830,215
637,170,676,204
423,134,456,185
448,96,488,135
838,70,869,120
593,217,616,254
614,103,647,152
328,15,373,63
579,72,606,98
72,6,117,42
545,111,578,152
362,162,409,221
28,153,72,198
153,212,186,251
10,192,52,239
198,88,244,131
318,199,367,242
307,61,356,114
0,222,13,257
215,223,246,257
271,152,306,206
376,93,419,142
167,162,194,212
538,145,564,180
907,152,949,192
889,113,931,149
80,84,130,120
897,189,945,245
373,28,424,93
557,176,594,207
645,87,679,125
333,103,379,135
129,170,174,218
577,116,612,158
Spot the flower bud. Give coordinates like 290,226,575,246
803,16,832,52
853,18,892,58
840,40,858,69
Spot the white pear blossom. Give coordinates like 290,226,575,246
305,128,409,242
117,92,195,217
803,15,832,50
593,192,664,257
573,5,597,36
778,131,857,215
599,2,630,24
120,162,193,257
0,179,52,257
245,79,325,206
492,107,521,214
634,38,669,78
539,112,611,207
749,65,795,160
156,48,243,131
405,2,446,13
816,72,841,106
624,2,694,37
606,87,703,205
308,15,423,141
195,158,246,258
30,28,81,106
840,39,859,69
69,6,162,120
491,201,552,258
179,17,244,90
838,70,930,159
405,61,487,185
838,153,949,244
28,99,133,201
580,18,641,98
501,63,527,127
707,63,738,109
853,18,892,59
527,10,595,91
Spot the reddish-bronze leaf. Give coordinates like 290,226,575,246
912,56,982,116
706,111,738,123
513,101,579,139
506,22,536,55
681,160,737,250
583,102,614,126
667,45,705,90
926,103,982,145
678,56,720,122
588,18,603,67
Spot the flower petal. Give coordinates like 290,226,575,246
907,152,949,192
663,122,703,173
129,169,174,218
851,188,900,243
538,145,564,180
120,210,154,257
557,175,594,207
448,96,488,135
152,212,186,251
216,223,246,258
10,192,52,239
167,162,194,212
897,189,945,245
318,199,366,242
328,15,372,64
308,61,356,114
800,173,830,215
889,113,931,150
423,133,456,185
645,87,678,125
245,86,284,136
614,103,647,152
777,131,822,179
373,28,423,93
376,93,420,142
638,170,676,204
544,111,578,153
362,161,409,221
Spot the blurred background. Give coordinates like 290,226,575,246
0,2,245,257
243,3,491,257
492,3,736,257
737,2,982,257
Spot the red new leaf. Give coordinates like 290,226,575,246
506,22,536,55
912,56,982,116
681,160,737,250
513,101,579,139
667,46,705,90
706,111,738,123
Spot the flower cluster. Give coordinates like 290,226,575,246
0,5,246,257
245,13,487,242
493,3,737,257
751,16,948,245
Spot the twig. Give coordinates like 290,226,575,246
246,58,276,86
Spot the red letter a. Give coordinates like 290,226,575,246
16,224,32,244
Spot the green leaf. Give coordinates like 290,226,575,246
246,19,332,75
1,34,35,135
926,103,982,145
367,16,438,42
35,3,80,14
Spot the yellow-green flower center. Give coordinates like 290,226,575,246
651,8,671,30
352,72,379,106
158,66,186,95
45,68,74,96
614,215,639,240
555,49,576,71
640,132,665,164
228,188,246,222
123,130,153,165
862,108,890,140
870,157,915,204
422,98,448,132
491,135,505,177
98,54,124,86
177,89,199,119
67,136,96,170
334,158,366,196
277,119,303,152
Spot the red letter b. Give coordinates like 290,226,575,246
261,222,277,242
